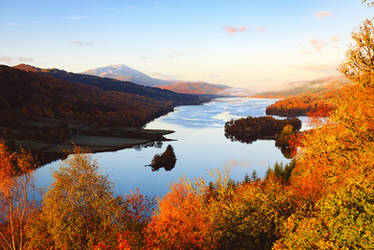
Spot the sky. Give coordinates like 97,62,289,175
0,0,373,90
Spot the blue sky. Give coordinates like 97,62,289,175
0,0,372,89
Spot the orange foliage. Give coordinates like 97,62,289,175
289,84,374,203
266,95,335,117
144,181,213,249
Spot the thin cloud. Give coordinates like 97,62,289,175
68,16,87,21
313,11,332,19
256,27,266,31
225,26,249,34
307,38,341,52
71,40,95,46
17,57,34,63
0,56,13,64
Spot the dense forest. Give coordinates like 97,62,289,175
0,65,178,128
0,4,373,250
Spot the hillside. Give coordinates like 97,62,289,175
254,75,352,117
13,64,209,106
81,64,172,86
158,81,228,95
1,65,177,127
253,75,351,98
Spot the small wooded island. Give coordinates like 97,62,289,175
147,145,177,171
225,116,301,145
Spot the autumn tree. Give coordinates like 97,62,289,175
144,178,213,249
0,141,37,250
339,18,374,87
116,188,156,249
26,149,127,249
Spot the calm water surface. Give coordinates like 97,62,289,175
34,98,310,198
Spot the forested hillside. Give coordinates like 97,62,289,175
255,74,352,117
0,65,176,127
13,64,210,106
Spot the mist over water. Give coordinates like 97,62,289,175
34,98,309,198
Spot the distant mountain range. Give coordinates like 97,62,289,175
82,64,171,86
82,64,235,95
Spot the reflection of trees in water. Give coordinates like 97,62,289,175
224,133,294,159
134,141,164,151
224,132,259,144
147,145,177,172
279,146,292,159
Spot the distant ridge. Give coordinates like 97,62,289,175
258,75,353,117
253,75,352,98
81,64,172,86
158,82,229,95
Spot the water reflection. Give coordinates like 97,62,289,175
134,141,164,151
34,98,297,198
161,98,277,129
224,133,293,159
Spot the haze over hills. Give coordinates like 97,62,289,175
253,75,352,98
259,75,352,117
